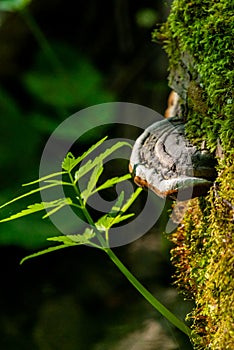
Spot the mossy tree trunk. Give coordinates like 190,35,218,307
153,1,233,349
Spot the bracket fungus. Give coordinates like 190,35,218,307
129,116,216,200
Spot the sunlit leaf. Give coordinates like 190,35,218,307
0,183,64,210
0,198,72,222
62,137,107,172
95,191,133,230
110,191,125,214
67,228,96,244
20,244,73,265
75,141,131,181
20,228,97,264
61,152,76,171
120,187,143,214
42,198,73,218
22,171,66,186
94,174,131,193
81,163,103,203
95,188,142,230
47,235,78,244
48,228,96,245
96,212,134,230
111,213,135,224
95,215,114,231
43,179,72,186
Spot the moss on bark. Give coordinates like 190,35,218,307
153,1,234,348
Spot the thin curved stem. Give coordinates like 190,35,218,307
105,248,192,338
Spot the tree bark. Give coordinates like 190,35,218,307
153,1,233,349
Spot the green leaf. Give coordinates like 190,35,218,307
47,235,78,245
61,152,76,171
111,213,135,224
75,141,131,181
96,213,134,230
0,182,62,211
110,191,125,214
62,137,107,172
0,203,45,222
95,215,114,231
20,244,73,265
96,188,142,230
48,228,96,245
120,187,143,214
20,228,97,264
43,179,72,187
67,228,96,244
0,198,72,222
81,163,104,203
95,191,134,230
94,174,131,193
42,198,73,218
22,171,66,186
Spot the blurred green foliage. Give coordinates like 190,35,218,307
0,46,116,249
135,8,158,28
0,1,169,250
0,0,31,11
23,43,115,111
0,23,117,248
0,3,194,350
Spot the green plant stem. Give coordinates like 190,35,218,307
68,171,107,247
69,172,94,226
105,248,192,339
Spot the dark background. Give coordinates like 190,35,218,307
0,1,193,349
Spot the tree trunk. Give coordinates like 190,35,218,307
153,1,233,349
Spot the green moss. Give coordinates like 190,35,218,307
153,1,234,348
152,0,233,152
174,163,234,349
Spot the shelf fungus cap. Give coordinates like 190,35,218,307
129,117,216,200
